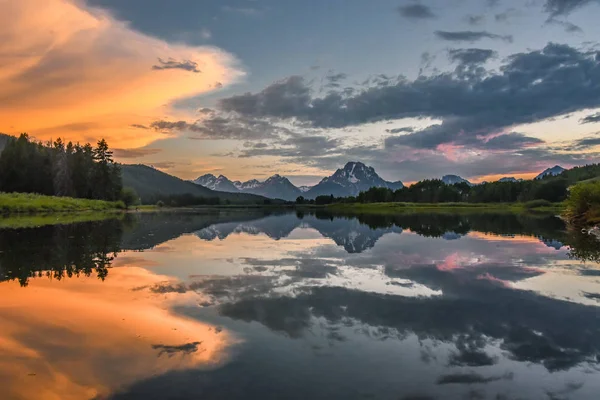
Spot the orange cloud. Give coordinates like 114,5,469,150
0,0,243,149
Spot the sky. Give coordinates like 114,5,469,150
1,0,600,185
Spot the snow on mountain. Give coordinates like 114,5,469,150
305,162,404,199
192,174,239,193
298,185,312,193
234,179,261,190
498,177,523,183
535,165,565,180
441,175,472,186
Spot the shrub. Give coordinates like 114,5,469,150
523,199,553,209
156,200,165,208
564,181,600,225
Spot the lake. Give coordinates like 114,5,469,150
1,210,600,400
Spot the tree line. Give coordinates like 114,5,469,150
353,178,569,204
0,133,123,201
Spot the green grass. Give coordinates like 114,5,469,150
0,192,125,214
328,201,564,215
0,211,124,229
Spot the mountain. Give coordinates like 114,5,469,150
194,174,302,201
441,175,472,186
305,162,404,199
298,185,312,193
193,174,239,193
498,177,522,183
122,164,269,204
535,165,566,180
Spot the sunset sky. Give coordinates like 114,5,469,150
2,0,600,185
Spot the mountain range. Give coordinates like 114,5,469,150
193,162,405,201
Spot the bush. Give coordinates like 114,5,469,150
564,181,600,225
156,200,165,208
120,187,139,209
523,199,553,209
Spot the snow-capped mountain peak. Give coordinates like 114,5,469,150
442,175,472,186
535,165,565,180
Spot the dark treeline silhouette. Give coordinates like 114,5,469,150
0,133,122,201
355,178,569,204
0,218,124,286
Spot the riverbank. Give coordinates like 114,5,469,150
0,192,125,214
327,201,564,214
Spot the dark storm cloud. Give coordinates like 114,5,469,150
447,48,497,65
544,0,597,17
434,30,513,43
152,58,201,73
113,148,162,158
217,43,600,151
397,4,436,19
580,112,600,124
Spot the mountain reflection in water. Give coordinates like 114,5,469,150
1,210,600,400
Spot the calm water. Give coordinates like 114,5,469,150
1,210,600,400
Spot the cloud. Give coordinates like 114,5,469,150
324,72,348,88
479,132,545,150
580,112,600,124
386,127,415,133
397,4,436,19
151,342,203,357
222,6,263,16
437,372,511,385
434,30,513,43
447,48,497,65
0,0,242,149
239,134,342,158
200,28,212,40
544,0,596,17
214,43,600,153
130,124,149,130
573,136,600,148
113,148,162,159
548,19,584,32
465,15,485,25
494,8,519,22
152,58,201,73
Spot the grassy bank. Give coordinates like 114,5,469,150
0,211,126,229
0,192,125,214
328,201,564,214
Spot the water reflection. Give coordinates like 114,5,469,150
1,210,600,399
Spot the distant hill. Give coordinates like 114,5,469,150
535,165,566,180
122,164,269,204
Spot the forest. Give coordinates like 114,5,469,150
0,133,123,202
